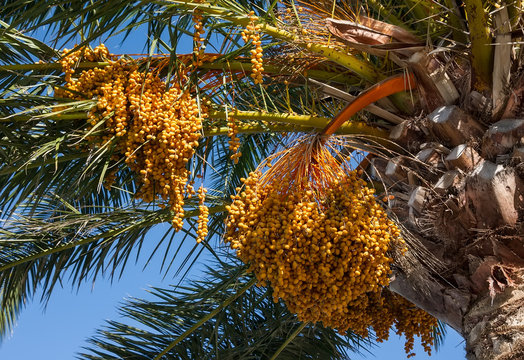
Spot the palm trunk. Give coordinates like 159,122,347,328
391,270,524,360
463,279,524,360
375,102,524,357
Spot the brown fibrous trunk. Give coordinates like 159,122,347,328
370,96,524,358
464,279,524,360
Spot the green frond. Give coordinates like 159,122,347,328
0,20,57,65
433,320,448,351
0,108,134,217
0,21,59,114
0,196,227,337
79,258,370,360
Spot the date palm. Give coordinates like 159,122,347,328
0,0,523,359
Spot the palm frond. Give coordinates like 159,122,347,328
0,21,59,113
79,258,370,360
0,20,56,65
0,109,137,217
0,196,227,337
433,320,447,351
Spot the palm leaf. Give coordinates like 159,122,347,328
0,194,227,337
79,257,371,360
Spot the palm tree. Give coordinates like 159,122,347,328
0,0,522,359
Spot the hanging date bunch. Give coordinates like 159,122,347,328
241,11,264,84
56,45,207,231
224,135,436,356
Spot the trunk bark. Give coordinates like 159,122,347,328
375,106,524,359
464,278,524,360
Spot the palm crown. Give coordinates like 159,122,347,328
1,0,523,359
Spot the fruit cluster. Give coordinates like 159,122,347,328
196,186,209,243
192,8,205,68
241,11,264,84
225,169,394,324
59,45,112,82
389,293,438,357
224,137,435,355
227,116,242,163
56,45,207,231
343,289,437,357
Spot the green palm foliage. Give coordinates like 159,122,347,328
79,258,370,360
0,0,510,356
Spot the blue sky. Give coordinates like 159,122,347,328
1,13,467,360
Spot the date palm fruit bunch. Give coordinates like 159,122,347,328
56,45,207,231
241,11,264,84
224,135,436,355
227,116,242,163
346,289,438,357
196,185,209,243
